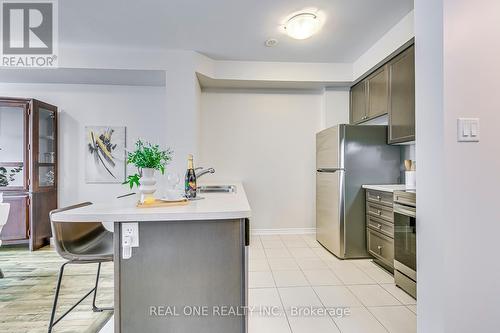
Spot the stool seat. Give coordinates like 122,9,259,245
48,202,114,333
52,222,113,262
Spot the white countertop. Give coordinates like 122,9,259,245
362,184,407,193
51,182,251,223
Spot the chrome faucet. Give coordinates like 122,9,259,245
195,167,215,179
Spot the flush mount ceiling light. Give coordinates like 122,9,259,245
284,12,321,40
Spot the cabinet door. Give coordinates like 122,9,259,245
367,228,394,268
31,99,58,192
350,81,367,124
30,190,56,250
388,46,415,143
367,65,389,119
0,194,29,241
0,100,29,191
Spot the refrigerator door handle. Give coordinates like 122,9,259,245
317,168,344,173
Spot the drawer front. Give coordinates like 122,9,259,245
393,191,416,207
367,228,394,268
367,202,393,223
366,190,393,207
367,215,394,238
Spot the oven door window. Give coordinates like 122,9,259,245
394,211,416,271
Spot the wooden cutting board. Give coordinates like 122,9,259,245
136,199,189,208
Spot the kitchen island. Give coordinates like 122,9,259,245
51,183,251,333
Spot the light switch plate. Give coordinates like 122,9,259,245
457,118,480,142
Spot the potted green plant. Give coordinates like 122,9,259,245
123,140,173,203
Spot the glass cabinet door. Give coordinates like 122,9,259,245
0,101,28,190
32,100,57,191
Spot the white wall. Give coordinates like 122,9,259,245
353,11,414,80
165,65,202,175
199,90,323,232
203,59,353,84
0,83,167,206
323,88,350,128
416,0,500,332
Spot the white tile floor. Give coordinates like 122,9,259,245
101,233,417,333
248,234,416,333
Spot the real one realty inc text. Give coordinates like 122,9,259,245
149,305,352,318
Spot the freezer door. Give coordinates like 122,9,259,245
316,170,344,257
316,125,342,170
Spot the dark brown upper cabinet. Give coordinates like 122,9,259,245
367,65,389,119
350,65,389,124
388,45,415,144
0,97,58,250
350,43,415,144
350,81,368,124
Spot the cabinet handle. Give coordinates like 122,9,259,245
377,245,383,254
377,210,382,215
377,224,382,229
376,195,381,201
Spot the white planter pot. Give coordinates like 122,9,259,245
139,168,156,203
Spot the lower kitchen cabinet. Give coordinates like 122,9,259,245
367,228,394,268
365,189,395,272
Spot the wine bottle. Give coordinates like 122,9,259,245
185,154,197,199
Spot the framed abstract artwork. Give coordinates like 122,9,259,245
85,126,126,183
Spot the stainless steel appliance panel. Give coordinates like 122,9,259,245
393,190,417,299
316,125,400,259
316,126,342,170
394,203,416,273
342,125,401,258
316,170,344,257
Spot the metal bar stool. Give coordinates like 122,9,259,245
48,202,114,333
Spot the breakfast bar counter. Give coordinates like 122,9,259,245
51,183,251,223
51,183,251,333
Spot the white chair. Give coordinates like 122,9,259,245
0,202,10,278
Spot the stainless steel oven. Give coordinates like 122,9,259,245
393,190,416,299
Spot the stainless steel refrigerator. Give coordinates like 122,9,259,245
316,124,400,259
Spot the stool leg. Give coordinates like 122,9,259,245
0,268,4,278
92,262,113,312
48,262,67,333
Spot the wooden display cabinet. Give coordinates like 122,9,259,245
0,98,57,250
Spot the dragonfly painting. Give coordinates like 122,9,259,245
85,126,126,183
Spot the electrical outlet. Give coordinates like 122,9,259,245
122,222,139,247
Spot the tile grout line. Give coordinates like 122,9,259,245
284,234,399,332
283,234,345,333
313,244,394,333
250,233,416,333
310,238,400,333
264,237,294,333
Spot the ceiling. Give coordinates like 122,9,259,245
59,0,413,63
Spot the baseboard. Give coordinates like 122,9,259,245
251,228,316,235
